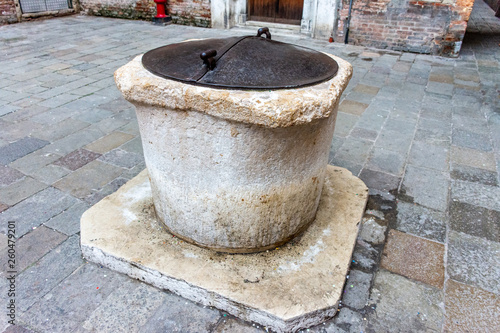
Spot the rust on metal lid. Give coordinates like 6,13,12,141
141,28,339,90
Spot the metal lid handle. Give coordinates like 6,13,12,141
200,50,217,70
257,27,271,40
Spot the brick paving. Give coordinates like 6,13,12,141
0,0,499,331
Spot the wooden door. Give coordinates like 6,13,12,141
248,0,303,25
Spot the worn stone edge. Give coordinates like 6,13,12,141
114,53,353,128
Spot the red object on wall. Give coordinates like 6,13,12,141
153,0,172,24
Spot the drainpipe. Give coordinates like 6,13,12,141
344,0,354,44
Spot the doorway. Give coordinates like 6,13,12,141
248,0,304,25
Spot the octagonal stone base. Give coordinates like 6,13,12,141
80,165,368,333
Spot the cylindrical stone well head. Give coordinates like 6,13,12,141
114,36,352,253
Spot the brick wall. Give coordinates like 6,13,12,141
335,0,475,57
1,0,18,24
80,0,211,26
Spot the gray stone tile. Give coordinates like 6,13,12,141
358,168,400,193
140,293,221,333
365,270,443,333
38,93,80,108
408,142,449,172
0,105,49,123
374,129,413,154
21,263,129,333
98,149,144,169
333,138,373,166
45,200,90,235
366,147,405,176
396,201,447,243
81,280,168,333
401,165,449,212
450,146,496,172
82,177,128,205
451,163,498,186
53,148,101,171
1,226,67,275
84,131,134,154
350,127,378,141
335,308,364,333
0,137,49,165
426,81,454,96
452,128,492,152
334,112,359,138
31,164,71,185
351,239,380,271
342,270,372,310
447,231,500,295
17,236,84,312
450,200,499,243
119,136,143,155
451,180,500,212
43,127,105,155
54,160,124,198
0,176,47,206
31,117,90,142
0,165,24,187
8,150,62,175
0,187,78,237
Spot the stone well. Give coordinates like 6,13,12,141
114,41,352,253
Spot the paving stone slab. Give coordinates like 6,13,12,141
8,150,62,176
31,164,71,185
84,131,134,154
401,165,449,212
0,137,49,165
0,166,24,187
358,168,400,192
31,117,90,142
381,230,445,288
366,270,443,333
1,226,67,275
81,166,369,333
449,201,500,242
450,146,497,172
140,292,222,333
408,142,448,172
366,147,405,176
0,186,78,237
45,200,91,236
98,149,144,169
342,270,372,310
451,179,500,212
53,148,101,171
54,160,123,198
79,280,170,333
396,201,447,243
0,176,47,206
17,236,84,312
447,230,500,294
214,318,263,333
21,263,129,332
450,163,498,186
452,128,492,152
444,279,500,333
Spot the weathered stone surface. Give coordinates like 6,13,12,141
0,137,49,165
17,236,84,312
451,180,500,212
84,131,134,154
359,218,386,245
8,150,62,175
408,142,449,172
53,148,102,171
450,201,499,242
0,187,77,237
342,270,372,310
381,230,445,288
447,231,500,294
366,270,443,333
401,165,449,212
20,263,128,332
98,149,143,169
140,293,221,333
444,279,500,333
45,200,91,235
115,54,353,128
450,146,497,171
80,281,169,332
214,318,262,333
0,165,24,186
396,201,447,243
54,160,123,198
451,163,498,186
134,101,338,252
358,168,400,192
81,166,368,333
0,176,47,206
1,226,67,274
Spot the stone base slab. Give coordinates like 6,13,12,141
80,165,368,333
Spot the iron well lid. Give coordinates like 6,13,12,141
141,28,339,90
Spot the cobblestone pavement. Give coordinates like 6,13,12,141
0,0,499,331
